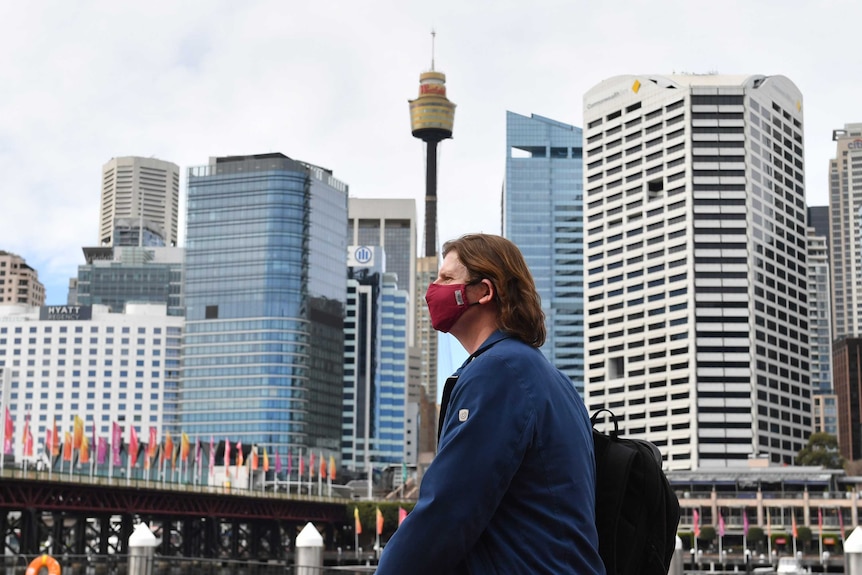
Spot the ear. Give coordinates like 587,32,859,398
478,278,495,304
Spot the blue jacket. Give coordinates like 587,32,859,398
376,331,605,575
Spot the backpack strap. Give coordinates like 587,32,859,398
590,408,620,439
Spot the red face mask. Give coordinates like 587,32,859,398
425,282,477,333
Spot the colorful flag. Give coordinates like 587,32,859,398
130,426,139,467
194,437,201,467
693,509,700,537
21,413,30,447
63,432,73,462
97,437,107,465
79,433,90,464
718,513,725,537
224,438,231,477
376,507,384,535
3,407,13,455
50,417,59,456
180,433,190,462
818,507,823,536
147,427,158,460
309,451,315,478
263,448,270,472
236,442,243,468
329,455,336,481
22,418,33,457
45,428,53,459
319,451,326,478
209,436,215,477
791,512,798,538
112,422,122,467
398,507,408,526
73,415,83,449
251,446,259,471
163,432,174,465
276,450,283,474
299,452,305,478
743,509,749,536
354,507,362,534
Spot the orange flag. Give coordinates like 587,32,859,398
319,451,326,478
73,415,84,449
792,512,798,538
251,447,259,471
51,417,59,456
262,448,270,472
180,433,190,462
328,455,336,481
63,432,73,462
376,507,384,535
163,432,174,465
354,507,362,534
80,434,90,464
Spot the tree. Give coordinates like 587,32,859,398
796,433,844,469
746,526,765,544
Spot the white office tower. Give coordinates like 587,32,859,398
583,75,810,469
829,124,862,339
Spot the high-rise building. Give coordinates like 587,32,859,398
807,206,836,435
69,246,184,316
348,198,417,340
343,247,409,473
503,111,584,394
583,74,810,469
99,157,180,248
0,303,182,461
834,337,862,460
829,124,862,339
181,153,347,466
0,251,45,306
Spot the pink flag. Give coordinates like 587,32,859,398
97,437,108,465
818,507,823,536
4,407,13,455
209,436,215,478
398,507,408,526
718,513,725,537
275,450,283,474
743,509,749,536
130,426,139,467
112,422,122,466
693,509,700,537
839,507,846,540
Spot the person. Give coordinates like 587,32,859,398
376,234,605,575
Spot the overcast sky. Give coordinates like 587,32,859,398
2,1,859,352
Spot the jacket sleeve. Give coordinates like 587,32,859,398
376,352,535,574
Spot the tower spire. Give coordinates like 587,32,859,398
431,29,436,71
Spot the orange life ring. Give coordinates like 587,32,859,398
25,554,61,575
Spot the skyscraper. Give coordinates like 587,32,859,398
807,206,836,435
181,153,347,464
583,74,809,469
829,124,862,339
503,111,584,394
99,157,180,247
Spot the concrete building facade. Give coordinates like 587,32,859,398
0,252,45,307
583,74,810,469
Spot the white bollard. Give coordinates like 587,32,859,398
295,522,324,575
668,536,684,575
127,523,158,575
845,526,862,575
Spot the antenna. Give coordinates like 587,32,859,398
431,29,436,71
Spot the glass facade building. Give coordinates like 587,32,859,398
181,153,347,465
71,246,184,317
503,111,585,394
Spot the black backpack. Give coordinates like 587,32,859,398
590,408,680,575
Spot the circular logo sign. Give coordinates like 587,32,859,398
354,246,373,264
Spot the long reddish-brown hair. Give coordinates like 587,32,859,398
442,234,545,347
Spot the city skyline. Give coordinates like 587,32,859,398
2,2,860,308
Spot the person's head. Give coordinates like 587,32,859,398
439,234,545,348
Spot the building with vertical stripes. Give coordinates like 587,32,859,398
583,74,810,469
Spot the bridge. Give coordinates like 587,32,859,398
0,468,350,562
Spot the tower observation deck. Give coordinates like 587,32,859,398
409,35,456,257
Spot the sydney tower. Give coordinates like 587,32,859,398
408,33,456,257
